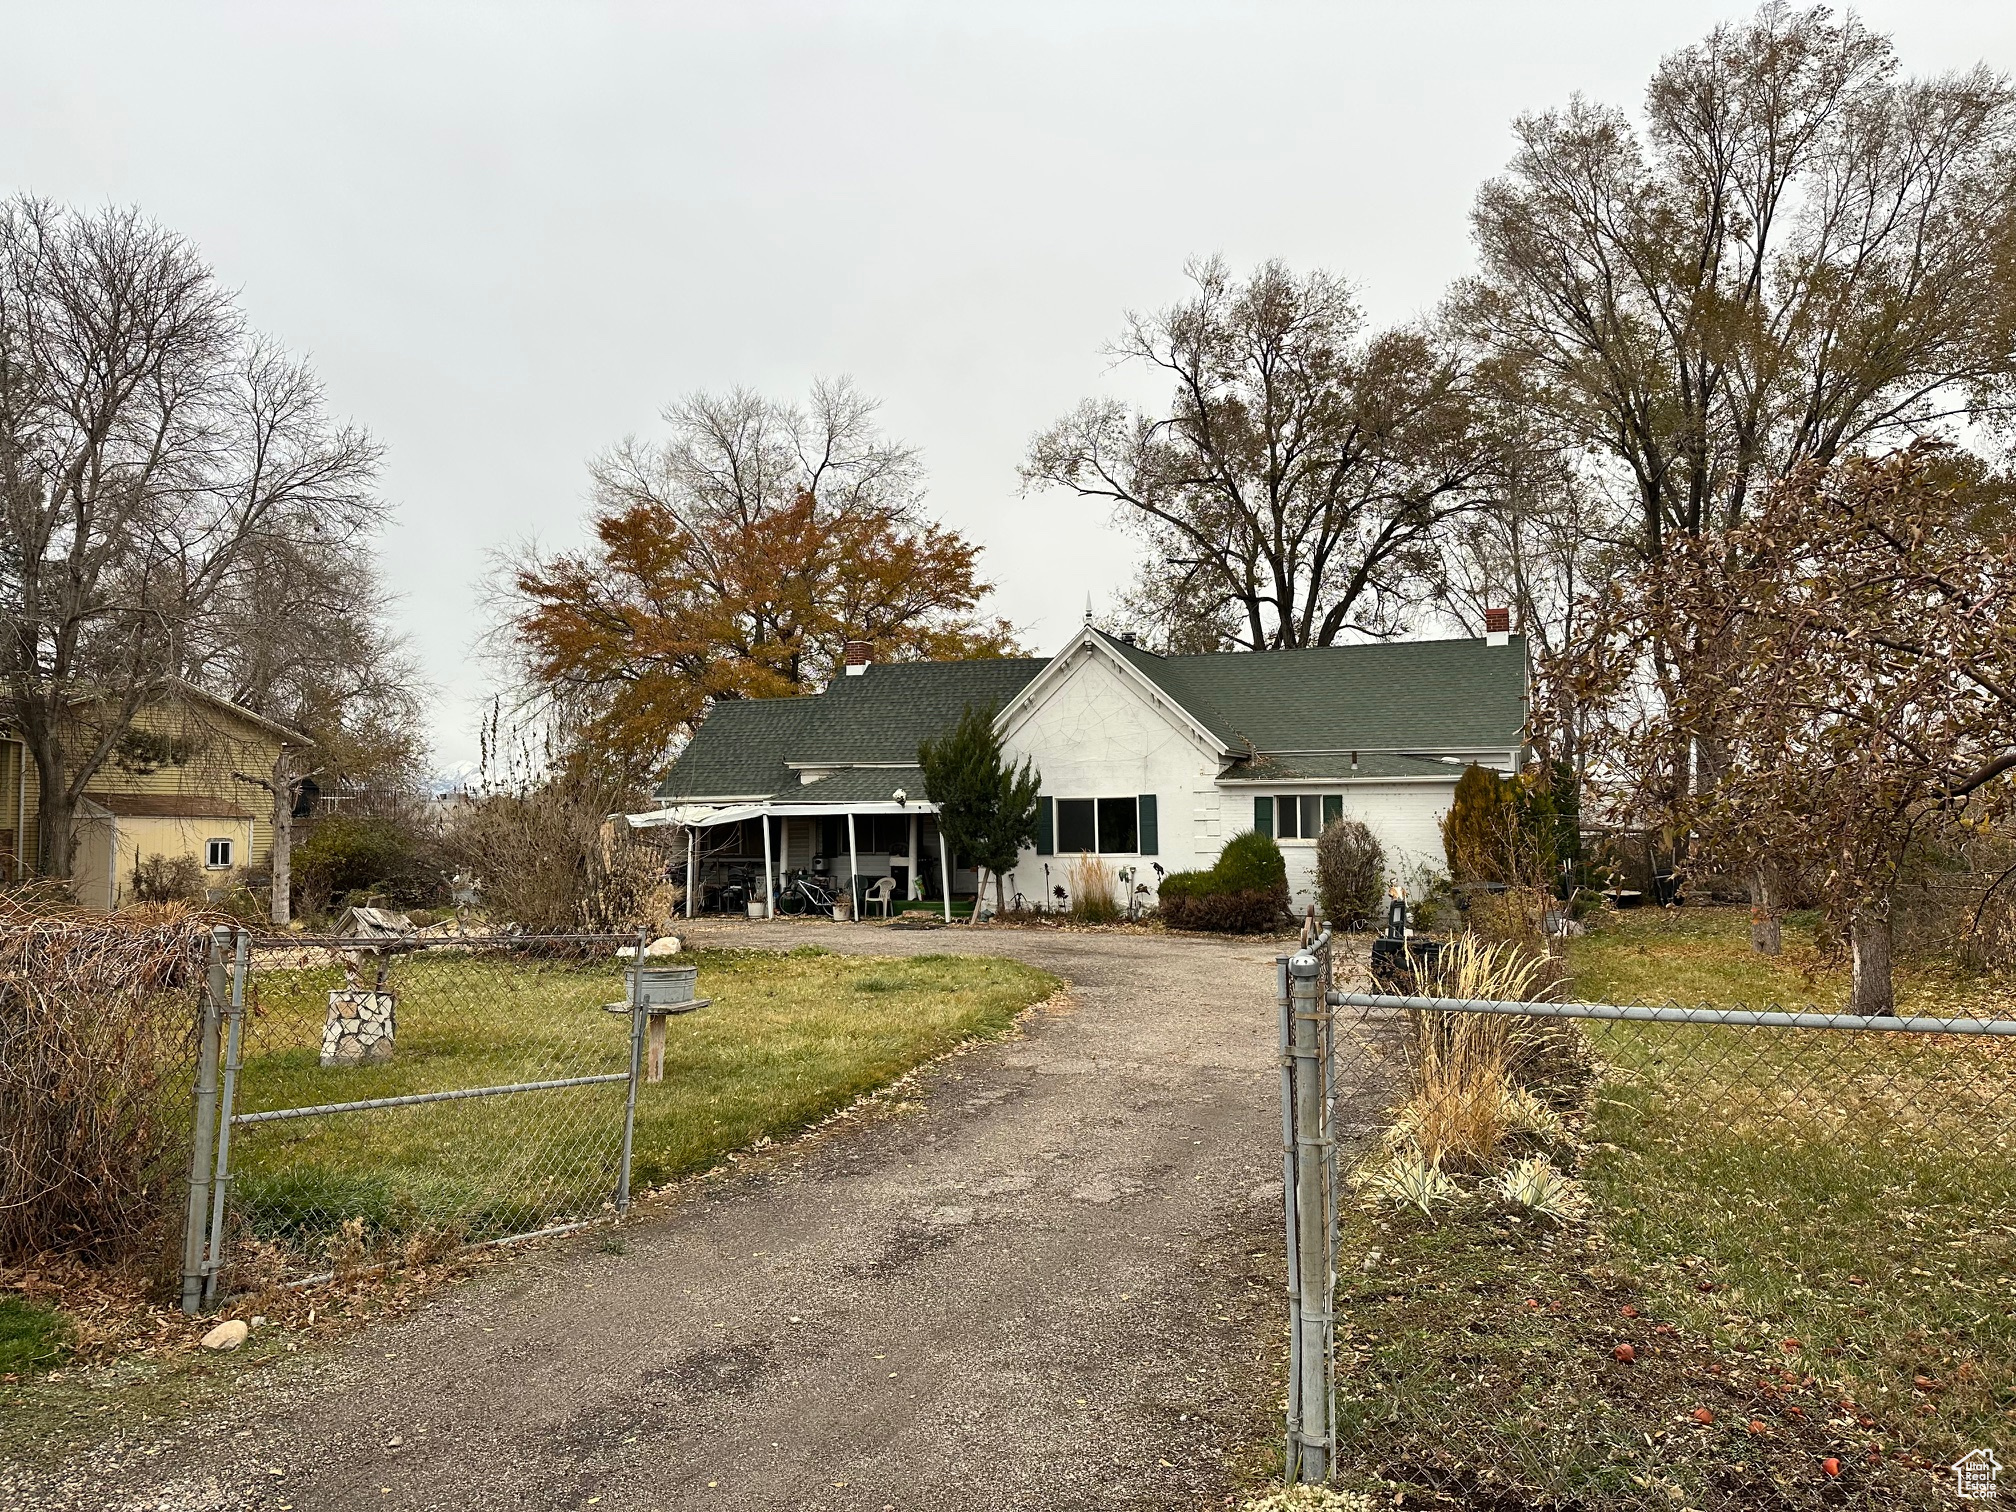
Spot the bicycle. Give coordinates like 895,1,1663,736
774,872,837,917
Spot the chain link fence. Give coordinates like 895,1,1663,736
182,928,654,1303
1280,928,2016,1510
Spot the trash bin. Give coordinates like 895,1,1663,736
1369,936,1444,994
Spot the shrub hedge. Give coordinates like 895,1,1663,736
1159,831,1290,934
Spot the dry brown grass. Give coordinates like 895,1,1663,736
1065,852,1120,923
1394,935,1552,1171
0,902,221,1266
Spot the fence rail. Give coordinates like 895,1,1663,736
180,929,653,1311
1332,990,2016,1035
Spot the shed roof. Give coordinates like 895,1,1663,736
80,793,254,820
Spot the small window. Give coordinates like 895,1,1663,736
1275,795,1324,840
205,838,234,870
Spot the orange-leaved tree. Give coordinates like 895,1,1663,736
507,380,1021,776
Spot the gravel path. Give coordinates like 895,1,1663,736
32,923,1302,1512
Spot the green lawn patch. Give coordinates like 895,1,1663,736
0,1296,71,1377
1324,907,2013,1507
224,946,1056,1266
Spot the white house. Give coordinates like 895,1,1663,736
630,622,1528,920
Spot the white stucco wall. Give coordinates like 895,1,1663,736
998,642,1223,907
997,639,1487,917
1213,782,1459,916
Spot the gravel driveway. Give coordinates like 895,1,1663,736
36,923,1300,1512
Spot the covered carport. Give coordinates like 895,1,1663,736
628,789,957,922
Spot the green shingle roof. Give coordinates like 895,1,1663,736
1096,629,1526,755
769,764,928,806
1230,752,1468,782
652,635,1524,804
655,659,1045,802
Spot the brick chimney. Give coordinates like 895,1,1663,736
844,639,872,676
1484,607,1511,647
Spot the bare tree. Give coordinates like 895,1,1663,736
1022,257,1496,652
0,198,387,883
1571,446,2016,1012
1456,5,2016,563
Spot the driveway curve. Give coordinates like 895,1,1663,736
40,923,1298,1512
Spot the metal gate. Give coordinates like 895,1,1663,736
181,927,650,1310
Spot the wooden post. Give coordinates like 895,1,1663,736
647,1011,668,1083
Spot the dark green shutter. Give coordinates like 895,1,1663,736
1322,794,1343,830
1137,794,1158,855
1036,796,1054,856
1254,795,1273,838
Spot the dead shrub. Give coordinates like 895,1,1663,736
0,904,217,1266
1316,816,1385,929
131,854,205,904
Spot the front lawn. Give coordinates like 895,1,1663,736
1322,907,2014,1508
225,944,1057,1270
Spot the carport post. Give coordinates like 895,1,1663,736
846,813,860,918
938,828,951,923
760,810,775,918
685,827,695,919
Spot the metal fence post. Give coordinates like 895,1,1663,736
1288,947,1333,1482
201,928,251,1307
1277,954,1302,1475
179,927,231,1315
615,927,647,1212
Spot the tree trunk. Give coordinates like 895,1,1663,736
269,750,294,927
1848,902,1895,1017
1749,867,1781,956
967,866,986,926
29,745,77,881
994,867,1007,919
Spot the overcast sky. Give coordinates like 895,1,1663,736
6,2,2012,774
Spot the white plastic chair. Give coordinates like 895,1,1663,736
866,876,898,918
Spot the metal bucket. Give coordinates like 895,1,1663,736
625,961,698,1008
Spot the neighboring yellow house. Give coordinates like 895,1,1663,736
0,682,308,909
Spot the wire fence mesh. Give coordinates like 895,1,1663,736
1290,936,2016,1511
206,931,645,1294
